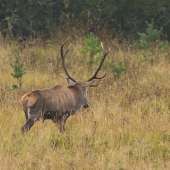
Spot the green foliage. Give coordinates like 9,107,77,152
135,19,167,64
12,84,18,90
111,61,126,80
10,60,27,78
135,19,163,50
1,0,170,40
139,21,163,42
95,54,111,67
10,60,26,89
10,41,19,57
79,32,102,64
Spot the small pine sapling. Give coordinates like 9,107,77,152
112,61,126,80
79,32,102,64
135,19,167,65
10,60,26,90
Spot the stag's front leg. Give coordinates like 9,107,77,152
53,112,70,133
60,112,70,133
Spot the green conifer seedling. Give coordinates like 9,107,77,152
135,19,167,65
79,32,102,64
10,60,26,89
112,61,126,80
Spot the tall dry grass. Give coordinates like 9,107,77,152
0,33,170,170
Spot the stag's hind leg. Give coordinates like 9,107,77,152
21,118,34,133
21,107,39,133
24,109,28,120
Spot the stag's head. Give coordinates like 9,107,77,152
61,38,110,109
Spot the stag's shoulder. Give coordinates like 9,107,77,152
52,85,65,89
51,85,71,92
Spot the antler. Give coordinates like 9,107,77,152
87,42,110,86
61,38,77,82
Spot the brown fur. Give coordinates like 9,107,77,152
21,81,93,133
21,38,109,133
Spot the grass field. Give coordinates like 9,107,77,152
0,34,170,170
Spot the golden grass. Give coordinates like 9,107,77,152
0,34,170,170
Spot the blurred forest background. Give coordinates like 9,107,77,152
0,0,170,41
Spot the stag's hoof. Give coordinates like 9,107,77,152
21,126,28,133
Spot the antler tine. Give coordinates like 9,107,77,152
61,38,77,82
88,42,110,84
90,83,100,87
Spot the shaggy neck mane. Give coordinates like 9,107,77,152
68,83,82,94
68,82,81,88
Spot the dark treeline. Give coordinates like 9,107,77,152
0,0,170,40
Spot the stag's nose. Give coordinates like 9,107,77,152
83,104,89,108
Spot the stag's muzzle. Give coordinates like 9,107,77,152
83,104,89,108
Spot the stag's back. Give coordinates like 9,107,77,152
21,85,80,113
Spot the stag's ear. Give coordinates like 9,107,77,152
67,78,76,86
84,80,95,87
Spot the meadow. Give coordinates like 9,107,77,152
0,33,170,170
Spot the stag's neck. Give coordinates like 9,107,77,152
68,85,82,103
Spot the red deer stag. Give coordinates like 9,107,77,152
21,38,110,133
